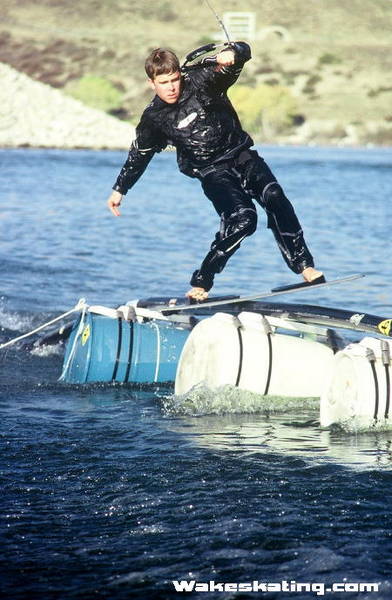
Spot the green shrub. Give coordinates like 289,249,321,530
67,75,123,112
228,84,298,136
318,53,342,66
302,73,322,95
365,126,392,145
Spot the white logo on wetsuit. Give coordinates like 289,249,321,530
177,112,198,129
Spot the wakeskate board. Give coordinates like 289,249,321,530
161,273,365,314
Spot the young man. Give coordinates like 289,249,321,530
107,43,323,301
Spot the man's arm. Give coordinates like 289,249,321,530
108,112,166,216
107,189,123,217
201,42,251,94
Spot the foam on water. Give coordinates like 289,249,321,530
163,385,392,436
0,304,35,333
331,417,392,434
30,342,64,357
162,384,319,416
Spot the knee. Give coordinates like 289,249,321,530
244,210,258,236
227,207,257,237
262,182,286,209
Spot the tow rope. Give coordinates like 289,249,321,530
181,0,233,72
0,298,87,350
203,0,232,44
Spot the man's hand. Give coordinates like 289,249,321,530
107,190,123,216
216,49,235,66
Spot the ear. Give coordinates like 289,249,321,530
148,78,156,91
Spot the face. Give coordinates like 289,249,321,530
149,71,182,104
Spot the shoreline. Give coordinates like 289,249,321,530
1,141,390,152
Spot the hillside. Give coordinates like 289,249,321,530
1,0,392,146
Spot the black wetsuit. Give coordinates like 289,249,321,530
113,42,314,291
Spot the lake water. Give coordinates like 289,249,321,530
1,145,392,599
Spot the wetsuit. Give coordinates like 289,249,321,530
113,42,314,291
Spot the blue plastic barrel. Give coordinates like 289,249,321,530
60,312,190,384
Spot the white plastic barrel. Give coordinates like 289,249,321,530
175,313,244,393
175,311,334,397
320,337,392,428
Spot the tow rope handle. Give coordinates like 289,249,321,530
181,42,233,71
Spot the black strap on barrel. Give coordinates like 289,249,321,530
366,348,379,421
124,321,134,383
381,341,391,419
235,327,244,387
264,333,273,396
111,317,123,382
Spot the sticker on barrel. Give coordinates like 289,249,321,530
378,319,392,336
82,324,91,345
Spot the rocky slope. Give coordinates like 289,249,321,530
0,62,135,149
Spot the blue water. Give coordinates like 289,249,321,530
1,145,392,599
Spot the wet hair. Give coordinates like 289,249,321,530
145,48,180,80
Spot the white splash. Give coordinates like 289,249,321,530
162,383,318,416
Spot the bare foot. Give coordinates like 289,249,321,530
302,266,324,283
186,287,209,302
